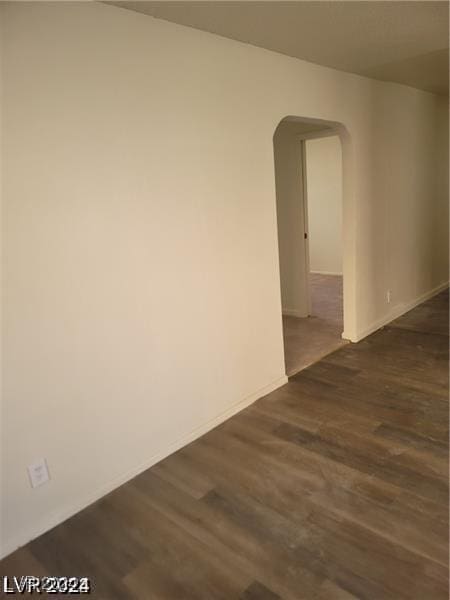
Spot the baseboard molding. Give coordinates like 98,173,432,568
341,330,353,342
282,308,308,318
0,374,288,560
310,270,343,276
353,280,449,342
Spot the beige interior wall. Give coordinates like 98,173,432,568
1,2,448,556
434,97,449,286
306,136,343,275
355,87,449,336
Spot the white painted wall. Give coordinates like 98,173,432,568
1,2,448,556
306,136,343,275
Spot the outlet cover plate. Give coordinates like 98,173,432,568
28,458,50,488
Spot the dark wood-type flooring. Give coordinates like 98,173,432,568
2,290,449,599
283,274,347,376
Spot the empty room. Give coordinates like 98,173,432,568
1,2,449,599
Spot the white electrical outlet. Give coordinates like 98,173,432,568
386,290,392,304
27,458,50,488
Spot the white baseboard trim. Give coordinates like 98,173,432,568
0,374,288,560
353,280,449,343
282,308,308,318
310,271,343,276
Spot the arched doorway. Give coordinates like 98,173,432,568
273,116,355,375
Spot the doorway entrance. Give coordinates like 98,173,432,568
273,117,349,376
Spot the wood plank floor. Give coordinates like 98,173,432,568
283,274,347,376
2,290,448,599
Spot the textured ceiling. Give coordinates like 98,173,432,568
107,1,449,95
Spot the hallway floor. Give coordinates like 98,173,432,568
2,289,448,599
283,273,347,376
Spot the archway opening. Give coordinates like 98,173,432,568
273,116,354,376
